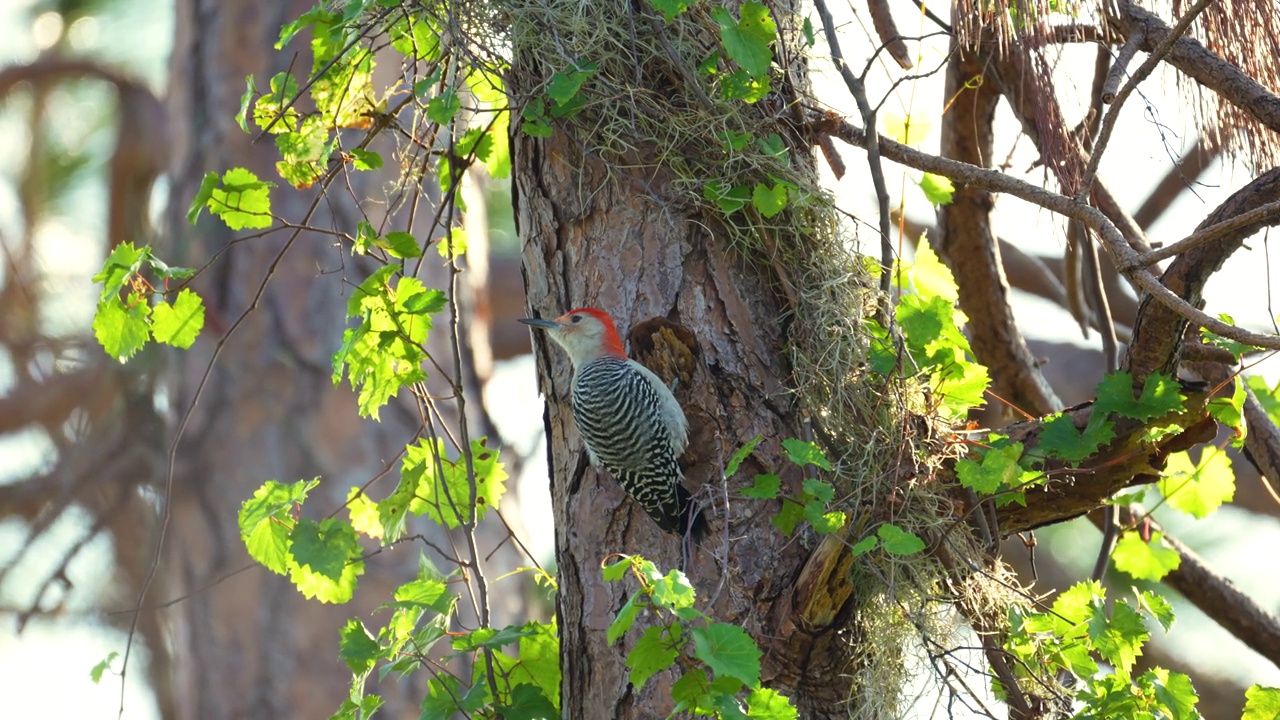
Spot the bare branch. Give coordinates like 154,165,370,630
823,118,1280,352
1081,0,1213,198
1133,200,1280,268
1108,0,1280,137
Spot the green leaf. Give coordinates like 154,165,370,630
150,289,205,349
746,686,798,719
383,231,422,259
1157,448,1235,518
720,68,770,103
601,555,634,582
1152,668,1200,720
1248,375,1280,426
758,134,787,159
1207,377,1245,432
89,652,119,684
1093,371,1184,423
721,130,753,152
1088,600,1148,679
917,173,954,206
647,0,692,22
347,487,384,539
349,147,383,170
437,227,467,259
691,623,762,686
1244,686,1280,720
752,182,788,217
404,438,508,529
427,88,462,124
628,625,679,689
1039,413,1115,461
804,502,845,534
514,622,560,708
496,683,559,720
608,594,642,645
652,569,697,610
290,517,359,581
711,2,776,79
187,172,220,224
1200,313,1255,359
899,239,958,303
782,438,832,470
771,500,805,535
94,297,151,362
726,436,762,476
289,548,363,603
703,181,753,214
801,479,834,503
237,75,255,133
1112,530,1181,581
955,443,1035,496
877,523,926,555
93,242,148,300
671,668,714,714
207,167,274,230
742,474,780,499
1135,589,1176,633
801,17,816,46
253,71,301,134
421,675,487,719
339,619,381,676
238,479,318,574
147,255,195,280
546,60,599,108
850,535,878,556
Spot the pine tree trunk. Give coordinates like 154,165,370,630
511,2,864,714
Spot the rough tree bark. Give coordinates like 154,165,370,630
511,1,876,716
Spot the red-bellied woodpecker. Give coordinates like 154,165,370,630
521,307,705,538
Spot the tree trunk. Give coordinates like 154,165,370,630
511,2,870,716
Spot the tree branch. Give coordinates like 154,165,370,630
823,118,1280,351
1107,0,1280,136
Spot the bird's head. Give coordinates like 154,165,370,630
520,307,626,367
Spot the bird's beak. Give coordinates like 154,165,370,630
519,317,562,330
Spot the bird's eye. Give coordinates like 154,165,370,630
571,314,583,323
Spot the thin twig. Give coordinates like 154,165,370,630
813,0,894,294
1079,0,1213,199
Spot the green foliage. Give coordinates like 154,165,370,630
916,173,954,206
92,243,204,361
1007,581,1198,718
1157,448,1235,519
867,291,990,420
1037,412,1115,462
89,652,119,684
1091,371,1185,424
955,439,1039,500
648,0,694,23
1244,686,1280,719
603,555,797,719
189,167,275,229
331,265,447,418
711,3,776,80
1112,530,1181,582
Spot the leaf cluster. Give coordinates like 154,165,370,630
603,555,796,719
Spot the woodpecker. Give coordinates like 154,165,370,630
521,307,705,538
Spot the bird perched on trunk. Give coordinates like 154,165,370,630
521,307,705,538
